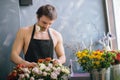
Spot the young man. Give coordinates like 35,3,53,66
10,4,66,67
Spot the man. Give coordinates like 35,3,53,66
10,4,66,67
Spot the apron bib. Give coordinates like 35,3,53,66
25,24,54,62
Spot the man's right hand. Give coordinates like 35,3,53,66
23,61,37,67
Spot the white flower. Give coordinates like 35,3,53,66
52,67,57,71
56,67,61,72
61,75,68,80
36,25,41,32
45,67,51,72
38,79,44,80
24,73,29,78
58,63,62,67
21,68,30,73
51,72,57,79
39,70,42,74
18,78,22,80
32,67,40,74
54,70,60,75
30,77,35,80
61,67,70,74
48,63,53,68
19,74,25,79
39,63,46,70
43,71,47,76
65,69,70,74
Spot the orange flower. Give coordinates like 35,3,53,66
38,59,45,63
11,71,17,77
16,64,25,69
116,53,120,62
45,57,52,61
38,57,52,63
7,70,17,80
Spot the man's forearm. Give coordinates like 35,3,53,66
11,53,26,65
58,55,66,64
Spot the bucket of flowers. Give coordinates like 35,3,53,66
7,57,70,80
110,50,120,80
75,49,116,80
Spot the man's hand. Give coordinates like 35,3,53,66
23,61,37,67
53,59,61,64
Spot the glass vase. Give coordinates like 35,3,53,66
90,68,110,80
111,64,120,80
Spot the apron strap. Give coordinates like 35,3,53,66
31,24,36,39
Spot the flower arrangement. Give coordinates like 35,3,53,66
110,50,120,80
76,49,116,72
7,58,70,80
111,50,120,65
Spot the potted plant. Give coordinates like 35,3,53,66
76,49,116,80
111,50,120,80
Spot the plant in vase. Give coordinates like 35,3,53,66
112,50,120,65
111,50,120,80
76,49,116,80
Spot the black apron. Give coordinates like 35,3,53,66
25,24,54,62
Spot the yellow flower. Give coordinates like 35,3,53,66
96,55,102,60
81,52,87,57
82,60,86,63
101,57,105,61
89,55,93,59
95,61,100,65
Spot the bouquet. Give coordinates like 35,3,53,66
76,49,116,72
110,50,120,80
111,50,120,65
8,58,70,80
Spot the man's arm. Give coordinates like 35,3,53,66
10,28,36,67
55,33,66,64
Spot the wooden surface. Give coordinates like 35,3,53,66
70,73,90,80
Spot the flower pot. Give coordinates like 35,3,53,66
111,64,120,80
90,68,110,80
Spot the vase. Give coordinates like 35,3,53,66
90,68,110,80
110,64,120,80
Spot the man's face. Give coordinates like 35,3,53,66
37,15,55,31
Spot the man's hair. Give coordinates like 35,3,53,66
36,4,57,20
